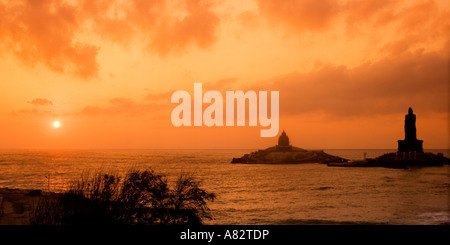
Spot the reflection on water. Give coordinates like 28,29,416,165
0,149,449,225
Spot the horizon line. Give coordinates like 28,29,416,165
0,148,449,151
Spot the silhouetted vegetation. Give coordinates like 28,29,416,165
30,169,215,225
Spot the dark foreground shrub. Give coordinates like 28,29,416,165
30,169,215,225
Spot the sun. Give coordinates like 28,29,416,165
53,121,61,128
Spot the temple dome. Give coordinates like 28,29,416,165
278,130,290,146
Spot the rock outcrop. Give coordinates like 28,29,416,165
328,152,449,168
328,108,449,168
231,131,347,164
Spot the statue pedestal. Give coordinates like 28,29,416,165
397,139,423,153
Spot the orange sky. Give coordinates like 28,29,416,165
0,0,449,149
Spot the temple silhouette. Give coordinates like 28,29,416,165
231,131,347,164
397,107,423,153
276,130,293,151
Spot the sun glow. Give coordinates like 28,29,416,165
53,121,61,128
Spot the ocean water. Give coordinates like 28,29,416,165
0,149,449,225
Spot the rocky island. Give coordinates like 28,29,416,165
231,131,348,164
328,108,449,168
232,108,449,167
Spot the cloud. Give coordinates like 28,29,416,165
81,97,141,116
257,50,449,117
11,109,53,116
0,0,221,77
27,98,54,106
203,78,238,91
144,77,238,103
2,0,446,80
255,0,449,55
398,0,438,34
145,91,174,102
378,1,450,55
0,0,100,78
237,11,260,30
256,0,448,32
90,52,448,120
256,0,342,31
146,0,220,57
80,97,168,117
343,0,398,31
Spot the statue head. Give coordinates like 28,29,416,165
408,107,413,114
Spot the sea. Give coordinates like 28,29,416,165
0,149,449,225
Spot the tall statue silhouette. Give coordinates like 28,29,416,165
404,107,417,141
398,107,423,153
